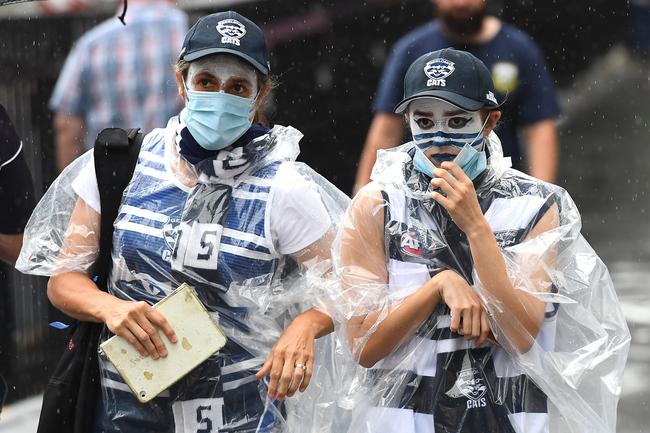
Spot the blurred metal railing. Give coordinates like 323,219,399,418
0,14,106,403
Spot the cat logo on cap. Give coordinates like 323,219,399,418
424,58,455,87
216,19,247,46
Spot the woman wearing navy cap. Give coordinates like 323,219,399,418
335,48,628,433
19,11,343,433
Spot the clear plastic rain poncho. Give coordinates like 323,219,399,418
16,119,350,432
326,132,631,433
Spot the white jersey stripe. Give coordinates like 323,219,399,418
242,176,275,188
422,333,470,351
220,243,273,261
135,165,169,181
121,205,169,223
104,361,120,375
101,377,132,393
115,220,164,239
507,412,548,432
140,150,166,165
484,195,546,232
222,228,270,248
435,315,451,328
374,336,475,377
221,357,265,376
222,374,258,391
232,189,269,201
101,377,170,397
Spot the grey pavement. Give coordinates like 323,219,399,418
558,46,650,433
0,394,39,433
615,262,650,433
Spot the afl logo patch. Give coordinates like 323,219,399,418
217,19,247,46
424,58,455,87
400,231,423,257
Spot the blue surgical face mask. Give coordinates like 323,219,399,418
412,130,487,181
413,147,438,178
413,143,486,181
181,89,256,151
454,142,487,180
451,114,488,180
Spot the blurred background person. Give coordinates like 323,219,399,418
629,0,650,61
0,103,35,414
354,0,561,193
49,0,187,172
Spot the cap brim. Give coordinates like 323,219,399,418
181,47,269,75
394,90,485,113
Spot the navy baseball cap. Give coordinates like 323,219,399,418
394,48,500,113
179,11,270,75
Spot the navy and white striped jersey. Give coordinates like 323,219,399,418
74,121,331,433
364,170,559,433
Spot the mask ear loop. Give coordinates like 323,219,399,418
467,113,491,151
250,89,261,106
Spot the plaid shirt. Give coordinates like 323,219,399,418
50,2,187,149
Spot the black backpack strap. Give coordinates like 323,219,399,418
36,128,143,433
93,127,143,289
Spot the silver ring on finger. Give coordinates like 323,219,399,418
294,363,307,372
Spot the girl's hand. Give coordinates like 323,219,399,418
430,162,488,238
434,269,491,345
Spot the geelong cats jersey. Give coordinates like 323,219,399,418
97,126,286,433
364,170,559,433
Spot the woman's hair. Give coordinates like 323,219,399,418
175,58,276,126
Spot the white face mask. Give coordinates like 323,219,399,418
185,54,258,96
408,98,486,163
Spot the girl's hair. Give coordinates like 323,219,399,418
175,57,276,126
480,107,500,121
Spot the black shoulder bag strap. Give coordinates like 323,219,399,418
36,128,143,433
94,127,144,288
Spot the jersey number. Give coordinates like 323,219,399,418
172,398,224,433
197,230,220,261
196,405,212,433
180,223,223,270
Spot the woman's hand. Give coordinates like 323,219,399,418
430,162,488,237
434,269,491,346
102,298,177,359
255,314,317,400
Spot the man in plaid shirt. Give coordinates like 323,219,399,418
49,0,187,172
